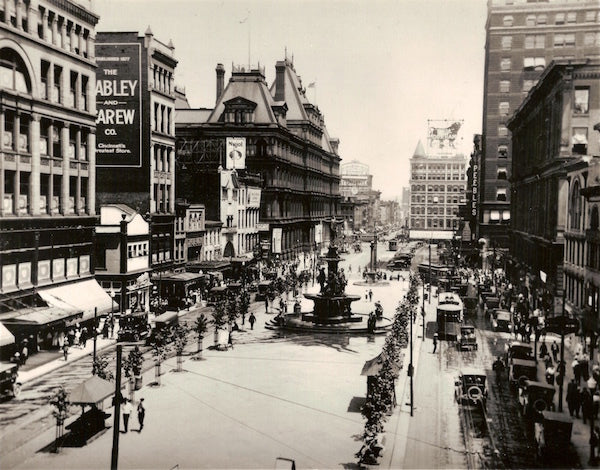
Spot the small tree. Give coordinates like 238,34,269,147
50,386,70,452
211,299,229,347
123,346,144,400
172,323,190,372
92,355,114,381
149,330,170,386
193,314,209,359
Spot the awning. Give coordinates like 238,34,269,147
69,375,114,405
38,279,116,322
0,322,15,347
186,261,231,272
2,306,82,327
160,272,205,283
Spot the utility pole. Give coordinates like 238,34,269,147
428,241,432,303
111,345,123,470
558,291,567,413
409,308,414,417
92,307,98,373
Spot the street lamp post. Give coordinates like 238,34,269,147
409,308,414,417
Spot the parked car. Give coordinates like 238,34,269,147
117,312,151,342
0,362,21,399
454,368,488,409
509,358,538,389
534,411,573,459
457,325,478,351
519,379,556,419
491,309,513,332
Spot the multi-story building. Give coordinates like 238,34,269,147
174,201,205,266
176,58,341,261
0,0,114,353
95,28,177,278
509,58,600,313
94,205,152,315
339,160,380,233
409,121,468,241
479,0,600,247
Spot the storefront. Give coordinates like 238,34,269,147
157,272,206,309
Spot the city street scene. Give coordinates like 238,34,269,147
0,0,599,469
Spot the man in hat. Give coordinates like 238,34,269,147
137,398,146,431
433,333,439,353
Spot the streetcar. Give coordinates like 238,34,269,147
418,263,453,286
388,239,399,251
436,293,463,340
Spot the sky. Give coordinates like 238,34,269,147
93,0,488,200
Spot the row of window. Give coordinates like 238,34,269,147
152,145,173,173
501,32,583,51
127,242,149,259
0,1,94,60
153,103,173,135
152,65,173,95
411,207,459,215
495,87,589,116
411,195,465,204
503,10,599,27
410,218,460,229
412,163,466,171
2,171,88,216
410,184,466,192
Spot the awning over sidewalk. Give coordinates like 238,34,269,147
159,272,205,284
0,322,15,347
1,306,82,327
186,261,231,273
38,279,115,322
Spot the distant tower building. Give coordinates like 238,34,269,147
409,120,468,241
339,160,380,232
479,0,600,247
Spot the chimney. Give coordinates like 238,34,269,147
216,63,225,103
274,60,286,101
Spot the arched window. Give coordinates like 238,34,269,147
0,48,31,94
570,180,581,230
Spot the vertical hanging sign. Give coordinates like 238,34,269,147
95,43,142,167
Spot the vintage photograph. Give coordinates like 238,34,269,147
0,0,599,468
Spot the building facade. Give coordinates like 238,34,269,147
0,0,114,352
339,160,380,233
479,0,600,247
174,201,205,266
509,59,600,313
409,132,468,241
94,204,152,315
176,58,341,261
95,28,177,276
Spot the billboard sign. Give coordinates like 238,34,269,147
247,188,261,207
427,119,463,156
95,42,142,167
272,228,282,254
226,137,246,170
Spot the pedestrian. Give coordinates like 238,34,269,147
365,290,368,300
102,321,109,339
574,357,582,384
20,343,28,366
539,342,548,360
590,426,599,465
582,388,593,424
594,391,600,419
433,333,439,353
62,343,69,361
368,289,373,302
545,364,556,385
249,312,256,330
551,341,559,363
265,298,269,313
122,399,133,433
80,327,88,348
137,398,145,431
567,379,580,417
241,312,246,326
228,330,234,349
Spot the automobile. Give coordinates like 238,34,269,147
454,368,488,409
463,296,478,316
457,325,478,351
0,362,21,399
534,411,573,459
146,310,179,345
509,358,538,389
255,280,273,301
117,311,151,342
491,309,513,332
484,296,500,313
508,342,534,362
519,379,556,419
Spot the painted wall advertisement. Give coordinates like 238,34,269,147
95,43,142,167
272,227,282,254
247,188,261,207
226,137,246,170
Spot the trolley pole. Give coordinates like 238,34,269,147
111,345,123,470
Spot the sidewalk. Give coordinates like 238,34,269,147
380,285,434,469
